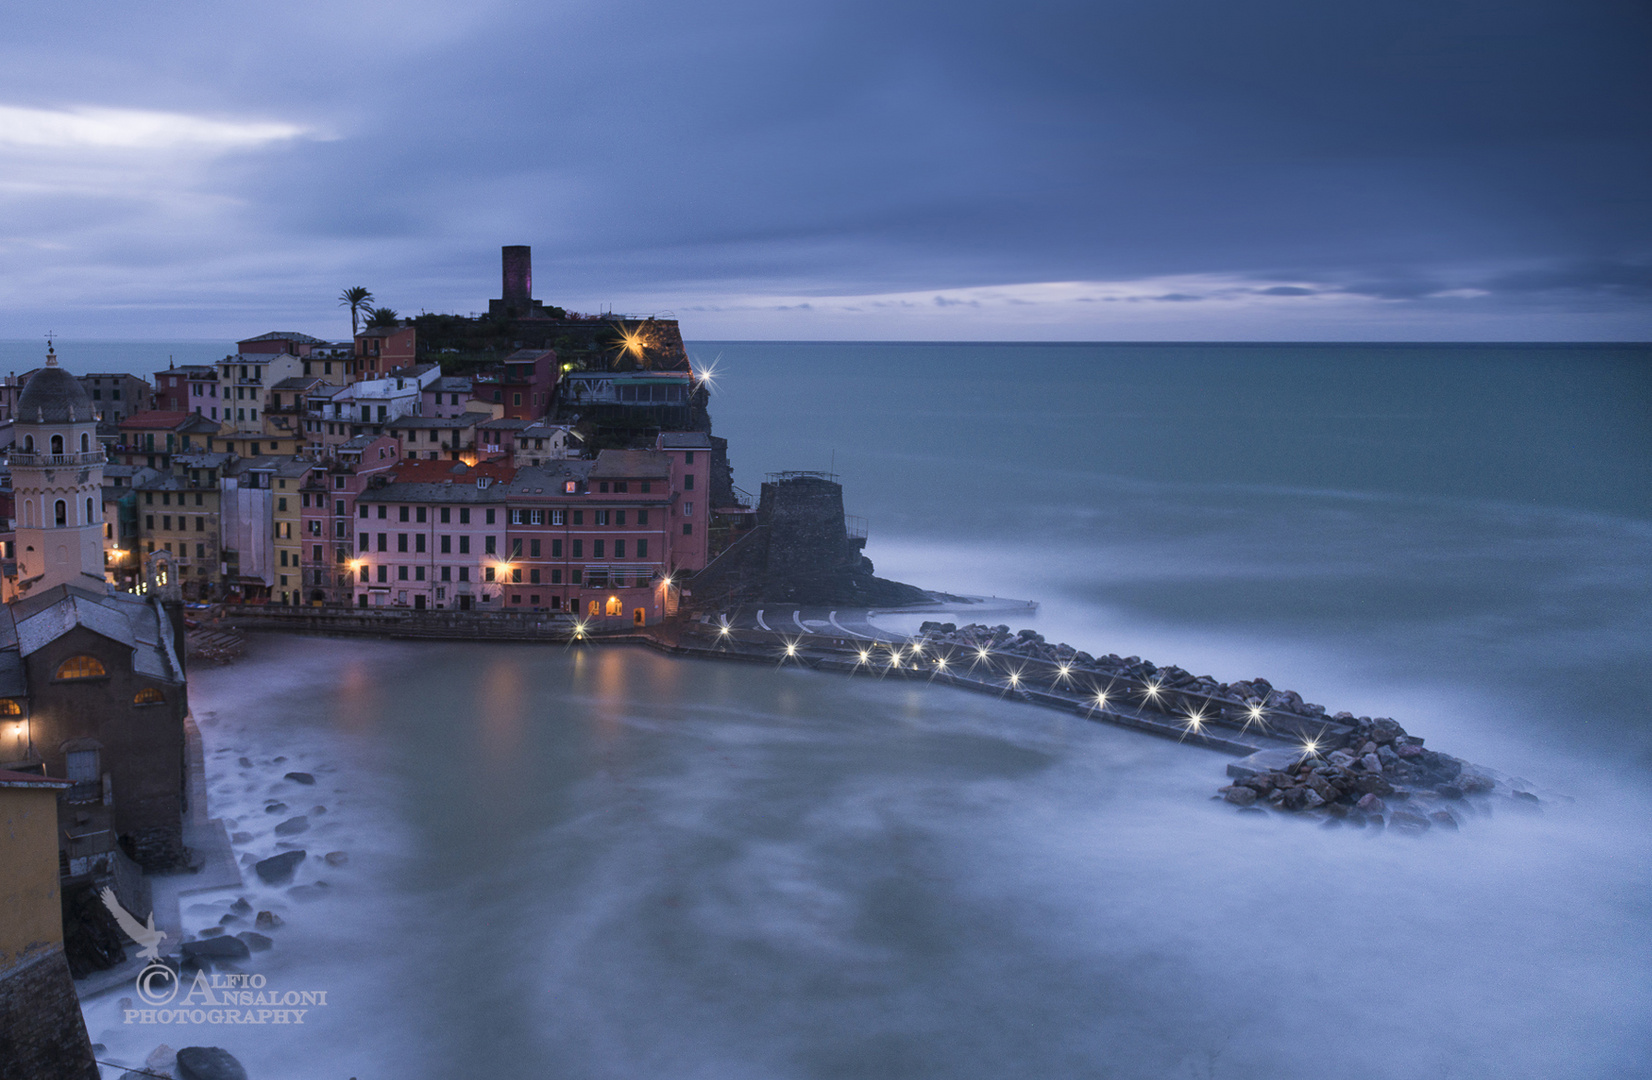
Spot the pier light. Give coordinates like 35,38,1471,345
1242,702,1269,732
716,622,731,637
909,641,924,657
1006,669,1022,688
973,646,991,666
1092,689,1109,712
1299,734,1322,760
1180,708,1206,741
856,648,871,665
1141,679,1163,704
1055,663,1072,684
933,655,948,672
784,641,798,657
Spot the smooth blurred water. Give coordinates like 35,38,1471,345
80,343,1652,1079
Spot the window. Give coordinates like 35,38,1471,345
530,510,543,525
459,508,471,525
551,539,562,558
416,507,427,523
564,481,577,494
335,475,346,489
606,596,623,616
415,534,426,553
530,539,540,557
683,502,693,517
593,539,605,559
529,569,540,584
551,509,565,526
132,686,166,705
361,565,370,582
636,537,649,560
55,500,67,526
511,568,522,583
595,510,609,526
615,482,628,494
685,451,695,464
683,523,693,535
415,566,426,581
458,566,470,582
599,482,609,494
571,539,583,558
399,506,410,522
51,434,63,454
398,565,409,580
0,699,20,716
572,510,583,525
360,505,369,518
459,535,471,554
55,656,107,680
440,507,451,524
359,533,370,552
441,565,452,581
378,533,388,551
684,473,694,490
378,565,388,582
484,567,495,582
485,509,496,525
614,539,626,559
440,535,451,554
484,536,496,555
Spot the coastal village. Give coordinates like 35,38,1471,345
0,249,1539,1080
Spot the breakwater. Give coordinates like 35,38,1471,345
222,607,1540,831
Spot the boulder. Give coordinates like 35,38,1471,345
230,898,253,915
254,910,284,930
1389,810,1432,834
323,850,349,866
237,756,253,768
1371,718,1405,744
254,850,306,885
1356,793,1386,814
1429,810,1460,830
1221,786,1257,807
273,815,310,836
182,936,250,962
1354,774,1394,797
176,1046,249,1080
1395,743,1426,759
283,771,316,785
1327,750,1357,770
1458,773,1494,794
264,802,287,814
1301,788,1326,809
230,832,254,843
235,931,274,952
1360,753,1383,774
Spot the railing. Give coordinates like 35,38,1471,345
844,515,867,540
765,470,839,484
8,450,107,467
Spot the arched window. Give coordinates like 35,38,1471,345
55,656,107,680
605,596,623,616
54,500,67,527
50,434,63,455
80,433,90,452
23,434,33,452
0,699,20,716
86,497,94,523
133,687,165,705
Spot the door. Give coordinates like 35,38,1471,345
459,595,472,610
414,595,426,611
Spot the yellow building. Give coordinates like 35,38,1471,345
134,452,232,600
0,769,99,1079
271,459,314,605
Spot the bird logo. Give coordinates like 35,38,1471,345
100,886,168,962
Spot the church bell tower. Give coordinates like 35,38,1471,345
11,344,109,595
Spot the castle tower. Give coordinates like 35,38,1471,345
11,345,108,596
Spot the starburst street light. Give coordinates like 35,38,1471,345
1053,662,1074,686
1004,668,1024,692
1087,685,1113,717
1139,678,1164,707
1239,701,1270,734
970,646,993,672
778,637,801,663
1179,707,1207,742
690,355,721,393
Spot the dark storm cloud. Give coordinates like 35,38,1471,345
1,0,1648,335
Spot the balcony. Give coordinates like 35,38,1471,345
8,450,107,467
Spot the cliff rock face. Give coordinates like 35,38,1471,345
686,474,929,609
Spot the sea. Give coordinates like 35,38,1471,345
43,340,1651,1079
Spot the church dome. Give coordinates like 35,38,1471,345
17,353,94,424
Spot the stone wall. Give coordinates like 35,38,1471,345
0,947,99,1080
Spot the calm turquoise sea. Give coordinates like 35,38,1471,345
58,340,1652,1078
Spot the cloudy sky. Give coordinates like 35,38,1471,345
2,0,1649,340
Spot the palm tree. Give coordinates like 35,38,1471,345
339,286,374,336
364,306,400,328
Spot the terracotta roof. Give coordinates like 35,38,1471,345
0,769,69,789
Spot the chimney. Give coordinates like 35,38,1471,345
502,246,532,309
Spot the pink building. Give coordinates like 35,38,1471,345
297,435,400,604
350,458,516,610
355,326,417,376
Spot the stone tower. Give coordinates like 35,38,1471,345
11,346,108,596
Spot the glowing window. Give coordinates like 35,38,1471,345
605,596,623,616
0,698,20,716
55,656,107,680
133,687,165,705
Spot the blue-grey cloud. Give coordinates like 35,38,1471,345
0,0,1648,338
